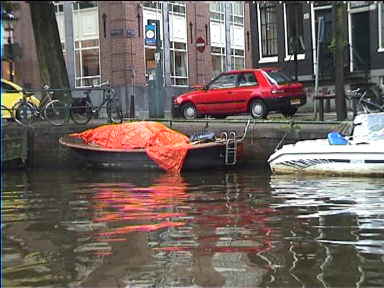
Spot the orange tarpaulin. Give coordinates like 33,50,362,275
70,121,192,173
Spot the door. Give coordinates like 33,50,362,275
1,80,24,109
199,73,238,114
351,12,370,72
314,9,334,77
236,72,259,112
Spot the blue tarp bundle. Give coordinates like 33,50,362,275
328,131,348,145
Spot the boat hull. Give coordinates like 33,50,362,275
268,140,384,176
59,135,240,172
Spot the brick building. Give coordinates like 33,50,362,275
7,1,253,117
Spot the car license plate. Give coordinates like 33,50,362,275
290,98,301,105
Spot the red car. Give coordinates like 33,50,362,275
172,68,306,119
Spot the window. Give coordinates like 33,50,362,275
209,2,225,22
75,40,100,87
1,82,18,93
53,1,63,13
169,1,186,15
238,72,258,87
73,1,97,10
379,2,384,51
143,1,162,10
263,70,294,85
209,73,237,89
211,46,226,77
231,2,244,25
170,42,188,86
258,2,278,61
231,49,245,70
54,1,100,87
284,3,305,58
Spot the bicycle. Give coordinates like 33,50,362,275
13,85,67,126
70,81,123,125
346,88,384,115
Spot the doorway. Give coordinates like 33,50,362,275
350,12,370,72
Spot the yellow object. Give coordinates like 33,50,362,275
1,78,40,119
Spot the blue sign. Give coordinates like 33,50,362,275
145,24,156,46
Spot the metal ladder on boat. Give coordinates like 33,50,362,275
221,131,238,165
220,120,251,166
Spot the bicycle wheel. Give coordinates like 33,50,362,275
13,101,35,126
44,100,67,126
359,94,381,113
1,105,12,127
70,99,92,125
107,98,123,123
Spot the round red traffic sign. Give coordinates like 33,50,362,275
195,37,205,53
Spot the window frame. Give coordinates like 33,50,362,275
72,4,101,87
379,2,384,52
209,2,225,23
74,40,101,87
237,72,258,87
283,3,306,61
230,2,244,26
211,46,226,78
257,2,278,63
170,41,188,87
231,48,245,70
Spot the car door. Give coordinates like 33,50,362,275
235,72,260,112
1,80,23,110
200,73,238,114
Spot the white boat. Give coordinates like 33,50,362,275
268,112,384,176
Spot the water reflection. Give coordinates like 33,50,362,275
2,169,384,287
268,175,384,288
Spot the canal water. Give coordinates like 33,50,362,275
2,168,384,288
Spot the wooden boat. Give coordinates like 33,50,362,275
59,121,250,172
59,134,243,171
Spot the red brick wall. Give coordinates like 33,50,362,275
244,3,253,69
186,2,212,86
99,1,146,87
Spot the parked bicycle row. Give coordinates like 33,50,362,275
1,80,123,127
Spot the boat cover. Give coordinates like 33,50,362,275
70,121,191,173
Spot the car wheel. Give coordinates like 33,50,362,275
281,107,298,118
181,103,198,120
250,99,268,119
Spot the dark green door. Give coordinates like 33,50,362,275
351,12,370,72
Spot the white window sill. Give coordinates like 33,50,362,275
377,48,384,53
258,56,278,64
284,54,305,61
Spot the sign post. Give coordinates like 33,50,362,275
147,20,164,118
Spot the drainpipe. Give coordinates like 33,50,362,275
224,2,231,72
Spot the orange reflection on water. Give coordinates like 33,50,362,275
92,174,188,240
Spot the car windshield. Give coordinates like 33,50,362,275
264,71,294,85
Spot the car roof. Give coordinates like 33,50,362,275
221,67,282,74
1,78,23,91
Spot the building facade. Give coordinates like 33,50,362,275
8,1,253,117
249,1,384,99
6,1,383,117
